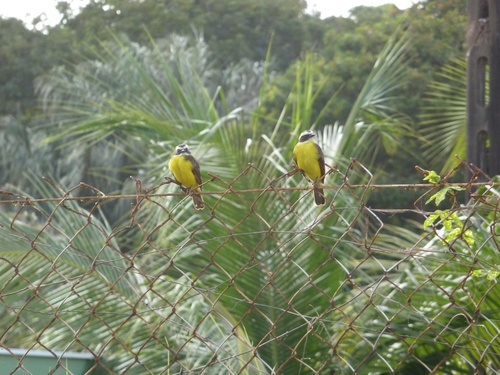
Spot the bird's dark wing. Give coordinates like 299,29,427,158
316,143,325,183
189,155,203,189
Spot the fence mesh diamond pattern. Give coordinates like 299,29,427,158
0,161,499,374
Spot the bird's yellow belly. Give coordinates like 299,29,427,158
168,155,199,188
294,142,321,181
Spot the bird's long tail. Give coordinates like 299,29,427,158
191,190,205,210
313,183,325,206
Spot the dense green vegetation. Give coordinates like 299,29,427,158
3,0,498,374
0,0,467,194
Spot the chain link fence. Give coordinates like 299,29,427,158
0,160,499,374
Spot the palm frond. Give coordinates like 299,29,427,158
338,27,412,168
419,57,467,173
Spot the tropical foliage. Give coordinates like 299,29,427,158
2,0,498,373
0,26,425,373
420,58,467,173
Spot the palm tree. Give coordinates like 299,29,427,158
0,29,438,374
419,57,467,173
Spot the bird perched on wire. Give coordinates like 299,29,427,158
168,144,204,210
293,130,326,205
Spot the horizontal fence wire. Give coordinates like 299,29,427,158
0,159,499,374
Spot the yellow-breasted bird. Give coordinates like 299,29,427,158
168,144,204,210
293,130,326,205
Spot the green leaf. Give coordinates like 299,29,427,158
472,269,485,278
426,186,448,205
463,229,475,245
445,227,461,243
472,268,499,280
423,213,441,228
423,170,441,184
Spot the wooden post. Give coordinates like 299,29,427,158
489,1,500,175
467,0,500,177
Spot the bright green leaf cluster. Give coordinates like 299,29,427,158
423,210,474,245
426,184,464,206
472,268,500,281
423,170,441,184
422,169,464,206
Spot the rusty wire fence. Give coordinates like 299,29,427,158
0,160,499,374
